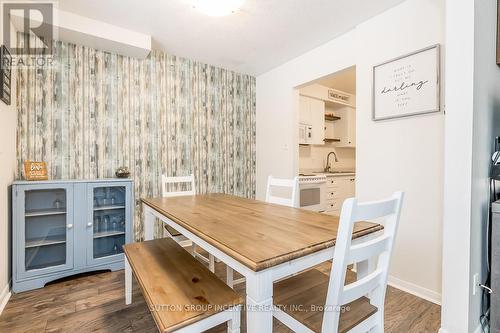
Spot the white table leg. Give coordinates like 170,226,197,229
125,256,132,305
227,306,241,333
246,270,273,333
144,207,155,241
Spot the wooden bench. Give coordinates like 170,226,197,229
123,238,243,333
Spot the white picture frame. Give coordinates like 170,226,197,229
372,44,440,121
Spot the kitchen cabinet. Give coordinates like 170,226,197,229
299,95,325,145
12,179,133,292
324,175,355,215
333,106,356,148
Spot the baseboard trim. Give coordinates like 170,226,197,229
388,275,441,305
0,283,11,315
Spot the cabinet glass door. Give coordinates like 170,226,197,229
88,184,127,264
19,185,74,279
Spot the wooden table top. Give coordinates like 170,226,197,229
142,194,383,272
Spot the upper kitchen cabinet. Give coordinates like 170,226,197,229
333,106,356,148
299,95,325,145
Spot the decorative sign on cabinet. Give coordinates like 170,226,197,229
327,89,353,106
12,179,133,292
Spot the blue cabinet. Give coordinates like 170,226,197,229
12,179,133,293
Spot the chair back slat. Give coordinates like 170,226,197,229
320,191,404,333
265,175,299,208
340,269,383,305
353,198,398,221
161,174,196,198
347,235,390,265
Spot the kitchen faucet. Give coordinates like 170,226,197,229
324,151,339,172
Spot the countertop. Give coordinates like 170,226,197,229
299,170,356,177
316,172,355,177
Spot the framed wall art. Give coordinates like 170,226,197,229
372,44,440,121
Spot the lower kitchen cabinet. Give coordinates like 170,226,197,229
12,179,133,292
324,175,355,215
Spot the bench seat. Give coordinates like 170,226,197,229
123,238,243,333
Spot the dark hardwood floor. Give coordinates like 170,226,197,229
0,260,440,332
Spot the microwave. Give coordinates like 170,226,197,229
299,123,313,144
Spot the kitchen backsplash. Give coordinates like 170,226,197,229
299,145,355,173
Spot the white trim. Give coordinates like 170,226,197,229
388,275,441,305
0,283,11,315
438,329,449,333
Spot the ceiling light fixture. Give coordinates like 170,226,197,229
192,0,245,16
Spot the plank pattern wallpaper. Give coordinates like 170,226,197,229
16,38,256,240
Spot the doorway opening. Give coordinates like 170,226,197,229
296,65,356,216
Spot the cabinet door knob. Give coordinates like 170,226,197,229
87,222,93,227
67,224,73,229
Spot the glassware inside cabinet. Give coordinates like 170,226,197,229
92,186,126,259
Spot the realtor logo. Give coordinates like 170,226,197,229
2,2,54,55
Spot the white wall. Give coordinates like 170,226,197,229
355,0,445,303
440,0,500,332
469,0,500,329
0,23,17,313
257,0,444,302
440,0,493,331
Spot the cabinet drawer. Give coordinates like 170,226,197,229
326,200,341,211
327,178,340,188
327,190,339,200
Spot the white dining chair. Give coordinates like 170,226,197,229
265,175,299,208
273,191,404,333
161,174,216,273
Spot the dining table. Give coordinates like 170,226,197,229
139,193,383,333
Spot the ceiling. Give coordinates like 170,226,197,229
58,0,406,76
315,66,356,94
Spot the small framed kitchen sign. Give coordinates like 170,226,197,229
372,44,440,121
23,161,48,181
